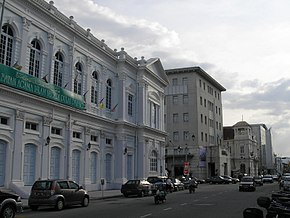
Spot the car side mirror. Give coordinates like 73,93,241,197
257,196,271,209
79,186,83,190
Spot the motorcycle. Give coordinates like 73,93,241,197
243,191,290,218
154,189,166,204
188,180,198,194
189,184,196,194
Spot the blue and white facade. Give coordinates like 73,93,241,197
0,0,168,197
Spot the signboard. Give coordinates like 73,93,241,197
0,64,85,110
183,161,190,175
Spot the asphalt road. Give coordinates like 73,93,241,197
18,182,279,218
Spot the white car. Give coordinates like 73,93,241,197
239,176,256,192
262,175,273,183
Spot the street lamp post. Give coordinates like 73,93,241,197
169,140,175,178
185,145,188,162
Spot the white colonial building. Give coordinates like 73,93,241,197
0,0,168,197
224,121,260,177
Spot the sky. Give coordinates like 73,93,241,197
47,0,290,156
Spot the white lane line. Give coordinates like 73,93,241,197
203,196,208,199
140,213,152,218
163,207,172,211
180,203,188,206
195,203,214,206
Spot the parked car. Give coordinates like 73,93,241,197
253,176,263,186
147,176,167,184
0,190,23,218
272,174,279,181
147,176,174,193
121,180,152,197
232,177,240,183
221,175,232,184
282,176,290,191
170,178,185,191
28,179,89,211
239,176,256,192
194,177,206,184
209,176,230,184
262,175,274,183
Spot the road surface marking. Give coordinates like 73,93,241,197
180,203,188,206
140,213,152,218
163,207,172,211
195,203,214,206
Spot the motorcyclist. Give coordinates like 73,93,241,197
154,182,167,204
188,178,197,193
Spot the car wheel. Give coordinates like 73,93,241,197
1,204,16,218
154,196,159,204
30,205,38,211
82,196,89,207
123,193,128,197
138,191,145,197
55,199,64,211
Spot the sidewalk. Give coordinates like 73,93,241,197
21,189,123,210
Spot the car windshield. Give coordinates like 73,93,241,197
241,177,253,182
126,180,140,185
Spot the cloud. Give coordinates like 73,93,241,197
50,0,180,58
223,78,290,155
47,0,290,156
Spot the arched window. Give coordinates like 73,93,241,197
29,39,41,78
150,101,160,129
91,71,98,104
105,153,112,182
53,52,63,87
50,147,61,179
74,62,82,95
72,149,81,183
24,144,37,185
90,152,97,184
106,79,112,109
150,150,158,172
0,24,14,66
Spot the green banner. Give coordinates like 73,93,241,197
0,64,85,110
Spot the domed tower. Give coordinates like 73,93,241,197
231,121,258,176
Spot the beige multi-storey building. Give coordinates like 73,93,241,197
164,67,226,179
